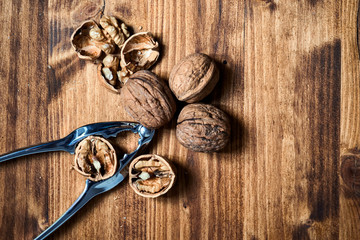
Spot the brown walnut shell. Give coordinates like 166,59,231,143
176,103,231,152
121,70,176,129
74,136,117,181
129,154,176,198
169,53,219,103
119,32,159,82
98,55,122,93
71,20,103,60
71,20,117,61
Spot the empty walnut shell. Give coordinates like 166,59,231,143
176,103,231,152
74,136,117,181
71,20,103,60
121,70,176,129
169,53,219,103
119,32,159,81
129,154,176,198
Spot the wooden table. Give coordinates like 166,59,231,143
0,0,359,239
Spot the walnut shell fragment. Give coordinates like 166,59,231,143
74,136,117,181
71,20,116,60
169,53,219,103
176,103,231,152
98,55,122,93
121,70,176,129
129,154,176,198
119,32,160,82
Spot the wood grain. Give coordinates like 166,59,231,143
0,0,359,239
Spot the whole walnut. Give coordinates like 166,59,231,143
169,53,219,103
121,70,176,129
176,103,230,152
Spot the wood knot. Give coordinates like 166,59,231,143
38,217,49,231
71,1,103,25
341,151,360,195
257,0,277,13
302,219,314,228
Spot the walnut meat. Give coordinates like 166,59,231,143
119,32,159,83
176,103,231,152
169,53,219,103
121,70,176,129
129,154,176,198
74,136,117,181
100,15,130,48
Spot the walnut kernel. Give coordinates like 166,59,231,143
100,15,130,48
129,154,176,198
74,136,117,181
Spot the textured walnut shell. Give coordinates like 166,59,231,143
169,53,219,103
121,70,176,129
176,103,230,152
119,32,159,80
129,154,176,198
71,20,103,60
74,136,117,181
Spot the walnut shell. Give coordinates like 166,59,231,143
129,154,176,198
71,20,103,60
119,32,159,81
169,53,219,103
176,103,230,152
74,136,117,181
98,55,122,93
121,70,176,129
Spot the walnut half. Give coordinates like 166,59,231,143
74,136,117,181
129,154,176,198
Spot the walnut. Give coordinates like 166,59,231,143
71,18,163,95
129,154,176,198
71,20,116,60
118,32,159,82
169,53,219,103
74,136,117,181
100,15,130,48
98,55,122,93
176,103,231,152
121,70,176,129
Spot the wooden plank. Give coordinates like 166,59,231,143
0,0,50,239
0,0,359,239
243,1,341,239
340,0,360,239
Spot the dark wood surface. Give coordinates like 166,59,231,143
0,0,359,239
